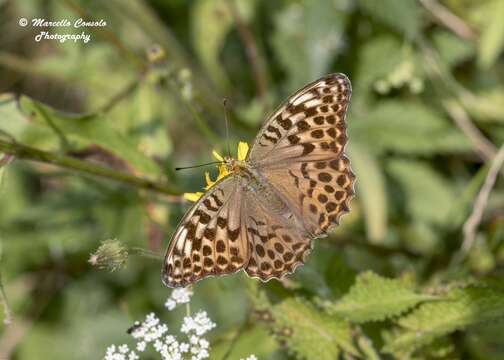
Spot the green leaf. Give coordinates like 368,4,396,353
272,0,350,89
446,163,490,230
17,310,130,360
245,277,271,311
350,101,472,155
355,36,403,96
347,142,387,243
124,82,172,158
466,321,504,360
0,94,29,137
272,298,358,359
324,271,437,323
17,96,162,177
357,0,421,39
357,335,381,360
478,0,504,68
211,324,278,360
191,0,257,90
465,86,504,123
383,286,504,355
402,221,441,256
432,30,475,67
323,253,358,297
387,160,456,225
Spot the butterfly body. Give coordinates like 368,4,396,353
163,73,355,288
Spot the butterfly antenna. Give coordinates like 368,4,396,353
223,98,232,158
175,161,223,171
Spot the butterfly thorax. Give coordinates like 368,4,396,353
226,159,291,218
223,156,246,174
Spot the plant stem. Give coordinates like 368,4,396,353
0,138,181,196
461,144,504,255
129,247,163,261
418,0,479,42
166,75,220,146
227,0,269,114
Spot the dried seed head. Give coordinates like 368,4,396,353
89,239,128,272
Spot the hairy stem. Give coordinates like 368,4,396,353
0,138,181,196
129,247,163,260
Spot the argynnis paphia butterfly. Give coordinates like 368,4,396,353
162,73,355,288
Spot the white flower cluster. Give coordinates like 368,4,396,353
130,313,169,350
104,287,256,360
181,311,216,336
104,288,257,360
164,288,193,310
241,356,258,360
105,344,138,360
131,310,214,360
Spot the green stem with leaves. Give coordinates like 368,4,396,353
0,138,181,196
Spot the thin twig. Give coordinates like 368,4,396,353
129,247,163,261
221,319,250,360
0,52,66,81
461,144,504,254
34,102,71,150
444,100,497,160
96,75,145,114
418,39,501,170
0,279,12,325
226,0,269,114
166,75,220,146
417,0,479,42
0,241,13,325
0,138,181,196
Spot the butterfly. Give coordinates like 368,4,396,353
162,73,355,288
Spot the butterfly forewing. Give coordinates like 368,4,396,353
162,176,249,288
248,73,351,164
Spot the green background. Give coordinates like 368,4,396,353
1,0,504,359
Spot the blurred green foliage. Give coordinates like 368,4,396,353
1,0,504,359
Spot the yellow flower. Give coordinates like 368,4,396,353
183,142,249,202
237,141,249,161
183,192,204,202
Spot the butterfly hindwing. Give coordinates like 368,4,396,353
162,176,249,288
259,156,355,237
243,190,312,281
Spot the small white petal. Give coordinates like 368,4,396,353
165,335,176,344
199,339,209,348
136,341,146,352
106,345,116,355
164,299,176,311
154,339,164,351
180,342,190,353
190,335,199,344
128,351,139,360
